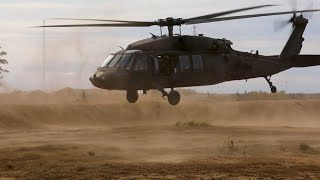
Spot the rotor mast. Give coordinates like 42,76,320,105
158,17,183,36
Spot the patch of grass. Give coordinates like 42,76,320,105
299,143,311,153
228,139,235,154
88,151,95,156
17,145,78,153
5,164,14,170
175,121,210,128
76,166,86,172
21,153,43,161
218,138,242,155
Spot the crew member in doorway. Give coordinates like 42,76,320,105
159,55,172,76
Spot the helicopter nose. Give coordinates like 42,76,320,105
90,70,130,90
89,73,104,82
89,74,96,82
90,71,110,89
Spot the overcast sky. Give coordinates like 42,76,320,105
0,0,319,93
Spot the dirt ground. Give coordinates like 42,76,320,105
0,89,320,179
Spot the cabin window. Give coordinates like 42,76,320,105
192,55,204,72
179,55,191,72
134,54,148,71
108,54,122,68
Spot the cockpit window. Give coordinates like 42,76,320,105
134,54,148,71
102,51,147,70
118,55,134,69
108,55,122,68
101,55,115,67
125,55,135,70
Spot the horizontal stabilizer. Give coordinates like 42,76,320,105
291,55,320,67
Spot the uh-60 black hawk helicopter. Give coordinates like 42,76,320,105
38,4,320,105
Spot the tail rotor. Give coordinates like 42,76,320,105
274,0,314,32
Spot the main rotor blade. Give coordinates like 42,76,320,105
289,0,298,11
184,4,276,22
51,18,157,25
186,9,320,25
34,23,154,28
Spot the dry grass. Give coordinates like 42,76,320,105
0,144,319,179
175,121,211,127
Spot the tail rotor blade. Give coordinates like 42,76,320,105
304,1,315,19
274,19,290,32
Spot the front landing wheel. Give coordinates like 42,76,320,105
168,90,180,106
126,91,139,103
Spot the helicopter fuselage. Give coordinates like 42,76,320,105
90,35,289,92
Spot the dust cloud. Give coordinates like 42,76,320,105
33,26,120,90
0,88,319,129
0,89,320,179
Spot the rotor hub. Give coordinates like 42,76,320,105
293,15,308,26
157,17,184,36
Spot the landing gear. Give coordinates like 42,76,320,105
126,90,139,103
264,76,277,94
168,90,181,105
126,88,181,105
155,86,181,105
271,86,277,94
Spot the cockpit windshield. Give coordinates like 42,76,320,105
107,54,122,68
118,54,135,69
101,53,135,70
101,54,115,67
100,51,143,70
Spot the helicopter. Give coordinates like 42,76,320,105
37,4,320,105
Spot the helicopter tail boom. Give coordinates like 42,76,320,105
291,55,320,67
279,16,308,60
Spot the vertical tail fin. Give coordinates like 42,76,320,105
279,15,308,60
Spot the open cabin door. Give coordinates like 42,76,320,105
151,55,178,88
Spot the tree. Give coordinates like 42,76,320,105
0,46,9,79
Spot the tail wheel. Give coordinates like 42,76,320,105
271,86,277,94
168,90,180,105
264,76,277,94
126,91,139,103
